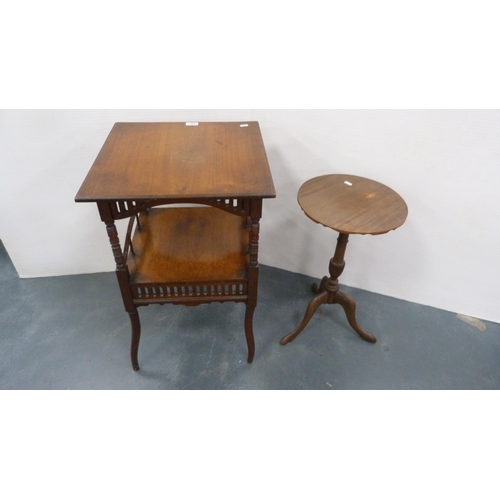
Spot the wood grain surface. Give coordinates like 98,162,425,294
127,207,249,283
75,122,276,201
298,174,408,235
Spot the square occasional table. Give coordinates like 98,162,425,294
75,122,276,370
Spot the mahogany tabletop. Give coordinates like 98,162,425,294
75,121,276,202
298,174,408,235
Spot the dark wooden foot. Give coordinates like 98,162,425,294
280,291,329,345
335,291,377,343
129,310,141,371
244,304,256,363
312,276,328,294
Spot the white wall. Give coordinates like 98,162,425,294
1,109,499,323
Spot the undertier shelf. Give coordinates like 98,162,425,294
127,207,250,288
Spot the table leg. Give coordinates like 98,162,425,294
129,310,141,371
244,304,256,363
279,291,329,345
244,202,261,363
102,217,145,370
280,233,377,345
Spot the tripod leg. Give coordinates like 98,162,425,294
280,291,329,345
335,291,376,343
312,276,328,294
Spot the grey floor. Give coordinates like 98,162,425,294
1,240,500,390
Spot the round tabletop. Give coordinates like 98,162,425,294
298,174,408,235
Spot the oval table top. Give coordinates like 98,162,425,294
298,174,408,235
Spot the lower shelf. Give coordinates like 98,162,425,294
127,206,250,305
